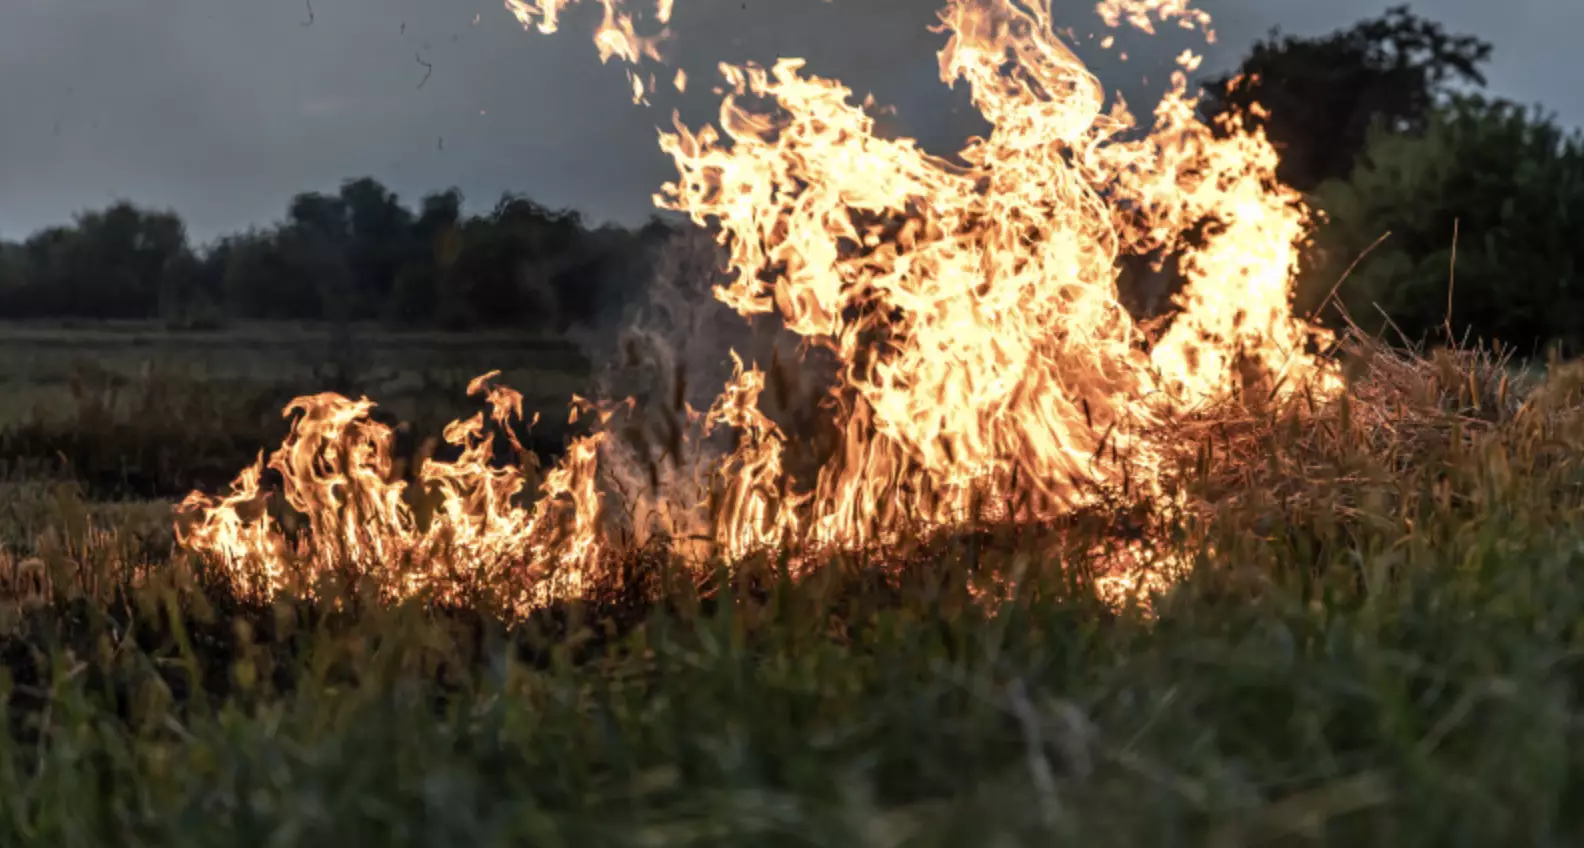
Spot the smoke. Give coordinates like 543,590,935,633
574,222,837,557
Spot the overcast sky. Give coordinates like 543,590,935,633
0,0,1577,245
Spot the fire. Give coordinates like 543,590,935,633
652,0,1337,550
177,372,607,609
1095,0,1212,37
504,0,672,103
176,0,1340,610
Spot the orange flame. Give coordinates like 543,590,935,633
177,372,606,610
177,0,1339,608
654,0,1337,553
504,0,672,103
1096,0,1213,38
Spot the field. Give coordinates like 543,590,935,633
0,320,591,496
1,319,1583,845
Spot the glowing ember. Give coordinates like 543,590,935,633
176,0,1340,610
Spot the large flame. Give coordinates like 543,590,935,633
176,0,1339,609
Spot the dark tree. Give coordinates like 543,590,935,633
0,240,26,315
338,177,415,309
280,191,360,319
413,189,464,255
1201,5,1492,193
0,180,689,331
0,203,193,319
219,229,328,320
286,191,349,242
448,195,589,328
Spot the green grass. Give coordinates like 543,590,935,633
0,322,591,500
0,326,1583,845
3,519,1582,845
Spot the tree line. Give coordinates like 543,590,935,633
3,6,1583,354
0,180,678,332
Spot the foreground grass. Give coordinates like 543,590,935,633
1,338,1583,845
5,507,1584,842
2,529,1582,846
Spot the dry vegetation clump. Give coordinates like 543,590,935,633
0,361,290,500
1097,326,1584,606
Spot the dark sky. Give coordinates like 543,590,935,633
0,0,1577,245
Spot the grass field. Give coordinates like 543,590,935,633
1,321,1582,845
0,321,591,500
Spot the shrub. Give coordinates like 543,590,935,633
1305,95,1584,355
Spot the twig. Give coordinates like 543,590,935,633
1373,303,1416,350
1268,233,1372,397
1210,772,1390,845
415,53,433,89
1314,230,1392,320
1444,217,1459,343
301,0,314,27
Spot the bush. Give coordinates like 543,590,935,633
1305,95,1584,355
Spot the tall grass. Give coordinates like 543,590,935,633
0,331,1581,844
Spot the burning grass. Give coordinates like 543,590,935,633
175,0,1357,607
149,321,1581,617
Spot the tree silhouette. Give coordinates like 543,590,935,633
1202,5,1493,193
0,203,194,319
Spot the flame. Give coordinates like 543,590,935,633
504,0,672,103
177,373,607,610
1095,0,1213,38
655,0,1337,552
176,0,1339,609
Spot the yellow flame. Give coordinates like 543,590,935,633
505,0,672,103
656,0,1336,553
1095,0,1213,39
177,374,606,611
